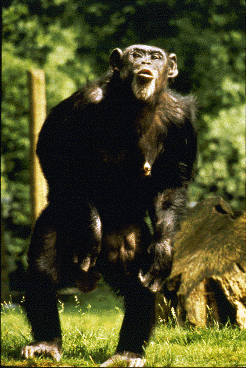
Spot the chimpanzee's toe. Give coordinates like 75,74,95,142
101,352,145,367
21,339,62,362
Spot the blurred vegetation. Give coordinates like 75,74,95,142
2,0,245,272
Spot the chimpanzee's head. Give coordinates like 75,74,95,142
110,45,178,102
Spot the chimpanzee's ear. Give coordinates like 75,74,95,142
168,53,178,78
109,48,123,70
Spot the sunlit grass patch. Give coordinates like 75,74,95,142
1,292,246,367
146,322,246,367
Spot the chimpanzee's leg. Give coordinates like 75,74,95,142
101,279,155,367
21,204,62,361
117,281,156,356
99,220,155,366
21,201,102,361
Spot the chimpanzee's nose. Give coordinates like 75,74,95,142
142,55,151,64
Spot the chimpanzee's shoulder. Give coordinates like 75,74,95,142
72,70,114,107
168,90,196,107
167,90,197,124
47,69,113,115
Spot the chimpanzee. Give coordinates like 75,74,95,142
21,45,197,366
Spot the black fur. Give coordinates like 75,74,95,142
22,45,197,363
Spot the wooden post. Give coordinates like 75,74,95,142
28,70,48,227
1,221,10,303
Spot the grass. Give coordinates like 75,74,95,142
1,284,246,367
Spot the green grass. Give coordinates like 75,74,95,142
1,286,246,367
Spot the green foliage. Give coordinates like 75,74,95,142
2,45,33,259
2,0,97,260
191,103,246,210
2,0,245,264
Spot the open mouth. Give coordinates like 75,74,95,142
137,69,154,79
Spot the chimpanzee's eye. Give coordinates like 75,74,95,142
132,52,142,58
152,54,162,60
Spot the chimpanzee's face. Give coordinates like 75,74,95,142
110,45,178,102
126,45,167,78
125,45,168,101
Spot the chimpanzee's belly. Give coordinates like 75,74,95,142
49,145,155,224
91,173,153,225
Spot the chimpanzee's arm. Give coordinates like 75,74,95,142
139,186,188,293
139,118,197,293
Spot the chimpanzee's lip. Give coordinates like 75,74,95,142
137,69,154,79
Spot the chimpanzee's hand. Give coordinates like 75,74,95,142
139,241,173,293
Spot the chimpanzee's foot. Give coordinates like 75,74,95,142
21,338,62,361
100,352,145,367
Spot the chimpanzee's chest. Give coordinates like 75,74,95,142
88,147,150,190
84,137,161,216
78,104,166,205
89,116,164,182
90,135,159,186
89,151,154,223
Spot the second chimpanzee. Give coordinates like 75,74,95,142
21,45,197,366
